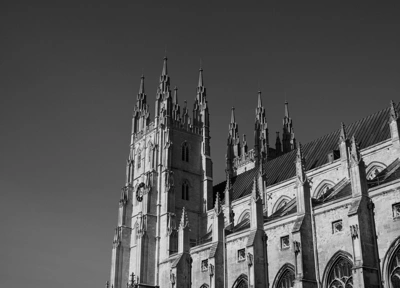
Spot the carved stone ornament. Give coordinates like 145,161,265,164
136,182,145,202
247,252,253,267
165,170,174,192
170,270,175,284
350,224,359,239
209,263,215,277
293,240,301,255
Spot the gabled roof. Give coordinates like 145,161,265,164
214,103,398,202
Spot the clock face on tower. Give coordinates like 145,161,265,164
136,182,145,202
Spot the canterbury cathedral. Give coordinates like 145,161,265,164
108,57,400,288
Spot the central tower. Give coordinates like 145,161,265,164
109,58,213,288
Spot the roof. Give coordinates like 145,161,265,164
214,103,399,202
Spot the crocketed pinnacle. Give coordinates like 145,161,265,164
390,100,398,121
179,207,189,230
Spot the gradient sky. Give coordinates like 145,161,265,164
1,1,400,288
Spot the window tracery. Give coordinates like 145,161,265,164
276,268,295,288
389,245,400,288
232,274,248,288
327,257,353,288
182,142,189,162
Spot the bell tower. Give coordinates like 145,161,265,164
109,58,213,288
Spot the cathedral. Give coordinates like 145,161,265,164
108,57,400,288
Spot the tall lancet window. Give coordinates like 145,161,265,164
182,142,189,162
389,244,400,288
137,150,141,169
182,180,189,200
327,257,353,288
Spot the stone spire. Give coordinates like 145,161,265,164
155,57,172,125
282,100,296,153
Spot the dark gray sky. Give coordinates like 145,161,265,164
1,1,399,288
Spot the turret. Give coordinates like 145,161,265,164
389,100,400,152
155,57,173,126
254,91,269,159
131,75,150,135
282,100,296,153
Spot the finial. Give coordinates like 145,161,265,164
296,142,304,161
231,107,236,123
162,55,168,76
139,74,145,94
198,64,204,87
257,91,262,107
251,176,260,200
390,100,398,121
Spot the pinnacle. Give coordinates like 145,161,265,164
340,122,347,141
198,66,204,88
284,100,289,118
139,74,145,94
231,107,236,123
161,56,168,76
257,91,262,107
173,86,178,104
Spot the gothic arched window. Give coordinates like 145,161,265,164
182,142,189,162
232,274,248,288
326,256,353,288
314,180,335,199
238,210,250,223
200,285,209,288
366,163,386,180
182,180,189,200
276,269,295,288
389,244,400,288
273,264,295,288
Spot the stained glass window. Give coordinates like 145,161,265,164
327,257,353,288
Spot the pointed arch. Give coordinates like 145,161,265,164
237,210,250,223
181,141,190,162
382,236,400,288
200,284,209,288
322,250,353,288
182,179,190,200
313,179,335,199
272,195,292,213
272,263,295,288
232,274,248,288
366,161,386,180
